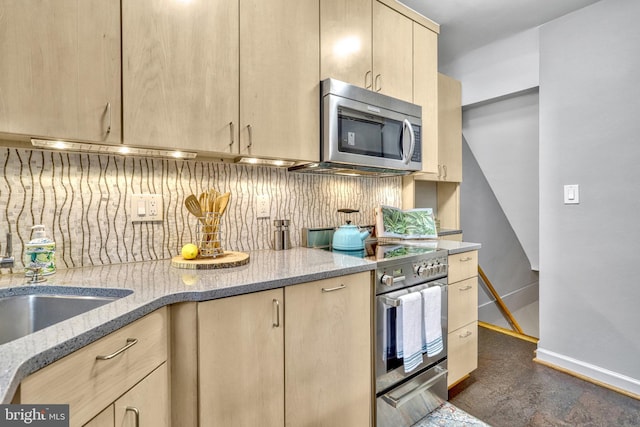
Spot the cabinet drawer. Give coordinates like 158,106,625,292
21,307,167,426
448,277,478,331
447,321,477,387
448,250,478,283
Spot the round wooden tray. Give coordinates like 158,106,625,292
171,251,250,270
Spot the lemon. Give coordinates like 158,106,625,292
181,243,199,260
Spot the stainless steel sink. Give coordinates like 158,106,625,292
0,293,127,346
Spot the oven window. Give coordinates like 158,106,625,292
385,306,403,371
337,108,403,159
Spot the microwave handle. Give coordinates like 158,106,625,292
402,119,416,165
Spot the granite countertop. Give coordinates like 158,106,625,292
0,241,480,404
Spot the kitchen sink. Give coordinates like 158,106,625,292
0,291,131,346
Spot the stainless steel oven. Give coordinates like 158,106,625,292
374,245,449,427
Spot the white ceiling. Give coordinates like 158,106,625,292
398,0,601,66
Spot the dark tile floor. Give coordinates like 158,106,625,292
448,326,640,427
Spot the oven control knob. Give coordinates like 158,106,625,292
380,274,394,286
416,266,429,277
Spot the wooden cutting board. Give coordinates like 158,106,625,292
171,251,250,270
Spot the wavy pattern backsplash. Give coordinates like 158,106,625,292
0,148,401,272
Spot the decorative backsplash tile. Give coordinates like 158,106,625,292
0,148,401,273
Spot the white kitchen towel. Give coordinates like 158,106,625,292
421,286,443,357
396,292,424,373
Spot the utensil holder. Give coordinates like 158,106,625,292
197,212,224,258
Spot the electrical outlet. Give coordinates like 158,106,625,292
256,194,270,219
131,194,164,222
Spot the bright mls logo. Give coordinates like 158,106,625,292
0,405,69,426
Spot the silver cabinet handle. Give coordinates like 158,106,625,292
459,257,473,262
437,164,442,179
272,299,280,327
126,407,140,427
382,367,447,408
443,164,448,179
247,124,253,149
364,70,373,89
459,331,472,339
459,285,473,291
374,74,382,92
229,121,234,148
96,338,138,360
322,284,346,293
105,102,112,135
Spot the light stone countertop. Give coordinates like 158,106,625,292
0,241,480,404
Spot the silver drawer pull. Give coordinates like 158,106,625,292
126,407,140,427
382,367,447,408
96,338,138,360
229,121,234,148
459,257,473,262
459,331,472,339
322,284,346,293
105,102,112,135
272,299,281,328
459,285,473,291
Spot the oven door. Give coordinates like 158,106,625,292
376,360,448,427
323,93,422,171
375,279,448,394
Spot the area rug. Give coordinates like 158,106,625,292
412,401,491,427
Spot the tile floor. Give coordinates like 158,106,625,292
448,326,640,426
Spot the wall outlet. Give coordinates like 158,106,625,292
131,194,164,222
256,194,270,219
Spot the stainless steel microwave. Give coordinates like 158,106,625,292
290,78,422,176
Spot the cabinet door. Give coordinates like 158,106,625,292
198,289,284,427
84,406,114,427
122,0,239,153
414,23,439,174
320,0,372,87
240,0,319,162
438,73,462,181
285,273,371,427
0,0,120,143
115,363,169,427
372,1,413,102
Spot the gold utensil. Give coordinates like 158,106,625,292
184,195,205,223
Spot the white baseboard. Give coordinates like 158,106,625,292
536,347,640,397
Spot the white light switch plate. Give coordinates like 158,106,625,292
256,194,270,219
563,184,580,204
131,194,164,222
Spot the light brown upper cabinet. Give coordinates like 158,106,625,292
413,23,439,174
320,0,372,87
0,0,121,144
122,0,239,154
123,0,318,162
239,0,319,161
372,1,413,102
436,74,463,181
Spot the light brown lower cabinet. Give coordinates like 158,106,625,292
84,363,169,427
285,273,372,427
196,272,372,427
447,251,479,387
198,288,285,427
19,308,168,427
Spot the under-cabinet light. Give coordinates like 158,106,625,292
31,139,197,159
236,157,295,167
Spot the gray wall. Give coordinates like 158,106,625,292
463,90,540,270
537,0,640,394
460,136,539,331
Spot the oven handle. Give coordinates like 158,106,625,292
382,366,448,408
380,281,446,307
